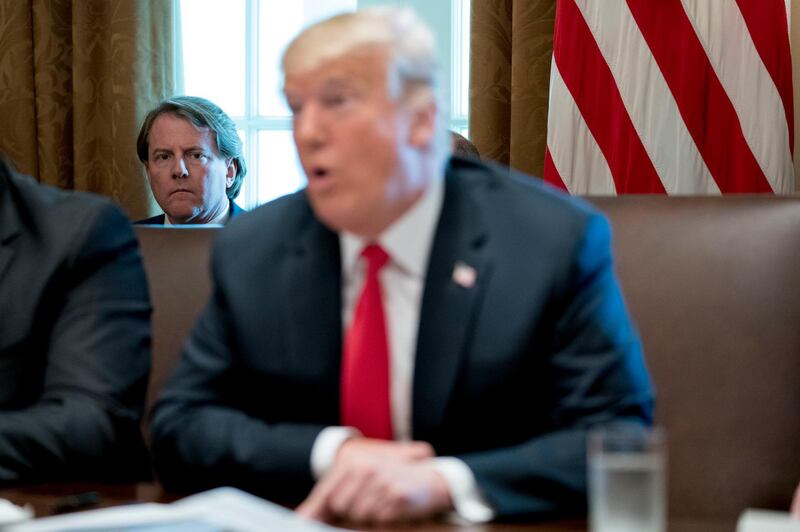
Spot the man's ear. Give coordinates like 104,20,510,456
226,159,237,187
407,96,437,149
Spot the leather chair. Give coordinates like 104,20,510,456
589,196,800,520
134,226,219,414
135,196,800,520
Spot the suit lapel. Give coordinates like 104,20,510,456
227,201,245,221
0,175,20,283
412,170,492,438
283,199,343,420
0,246,13,283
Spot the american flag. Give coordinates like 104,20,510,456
544,0,794,194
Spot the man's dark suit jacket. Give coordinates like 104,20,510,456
151,157,654,519
0,161,151,483
134,201,245,225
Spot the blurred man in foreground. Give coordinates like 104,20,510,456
151,7,653,525
136,96,246,225
0,156,150,483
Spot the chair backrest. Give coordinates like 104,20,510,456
134,226,219,413
589,196,800,520
133,199,800,520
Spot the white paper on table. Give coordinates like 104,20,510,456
737,509,800,532
0,498,33,526
4,487,350,532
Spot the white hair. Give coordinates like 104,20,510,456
282,6,452,166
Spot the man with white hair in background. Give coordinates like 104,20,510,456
151,6,653,525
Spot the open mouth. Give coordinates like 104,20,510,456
310,167,329,179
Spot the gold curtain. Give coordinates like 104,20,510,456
0,0,173,218
469,0,556,178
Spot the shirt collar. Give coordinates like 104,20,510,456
341,176,445,280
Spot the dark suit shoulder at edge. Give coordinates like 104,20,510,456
4,170,130,238
447,156,602,222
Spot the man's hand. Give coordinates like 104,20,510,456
296,438,453,524
791,482,800,519
334,437,434,465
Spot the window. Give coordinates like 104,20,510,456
176,0,470,209
451,0,470,137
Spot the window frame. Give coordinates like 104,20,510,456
173,0,470,208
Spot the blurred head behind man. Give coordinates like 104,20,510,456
136,95,246,224
451,130,480,159
282,7,451,239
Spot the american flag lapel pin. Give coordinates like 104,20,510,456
452,261,477,289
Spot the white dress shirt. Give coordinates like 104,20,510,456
309,176,494,522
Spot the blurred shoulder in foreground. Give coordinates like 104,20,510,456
0,156,151,484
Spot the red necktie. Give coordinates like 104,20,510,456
341,244,393,440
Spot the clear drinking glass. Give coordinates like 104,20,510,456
588,425,667,532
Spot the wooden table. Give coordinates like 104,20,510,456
0,482,735,531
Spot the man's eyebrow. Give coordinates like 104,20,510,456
283,76,362,102
320,76,361,92
151,146,206,153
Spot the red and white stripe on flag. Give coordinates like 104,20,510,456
544,0,794,194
